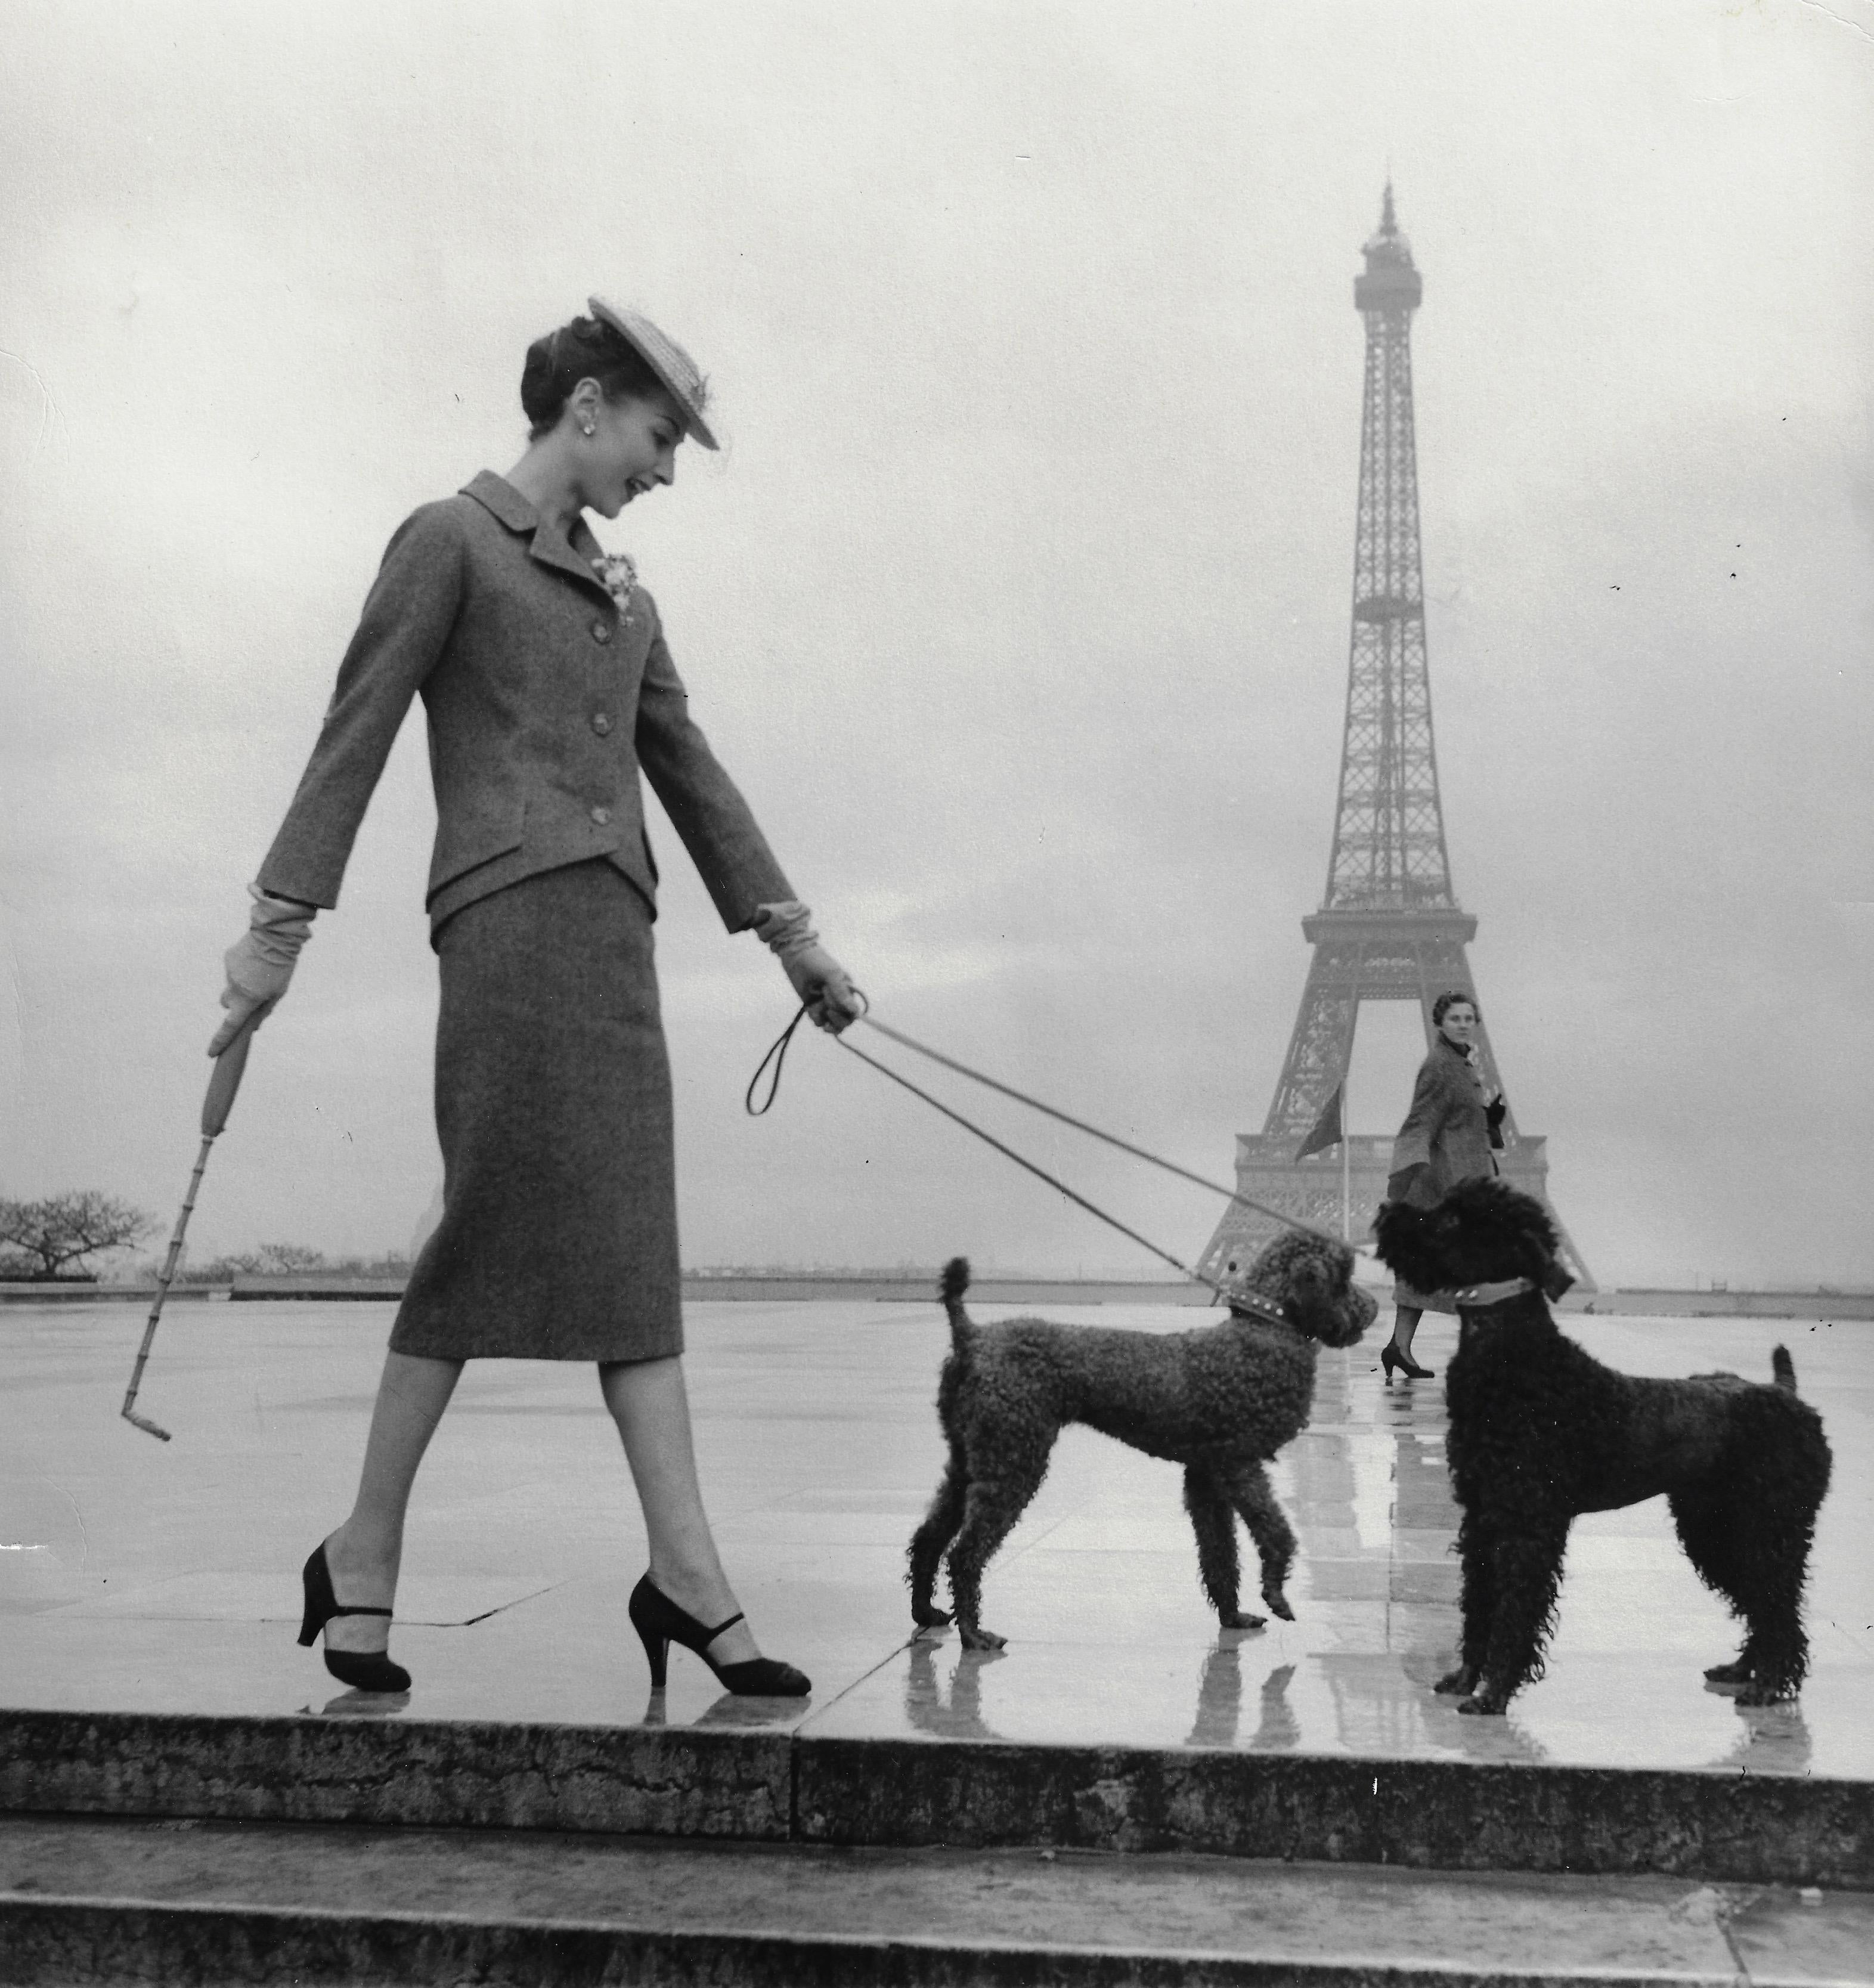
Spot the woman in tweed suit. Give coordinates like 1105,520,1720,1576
211,302,857,1696
1380,991,1506,1379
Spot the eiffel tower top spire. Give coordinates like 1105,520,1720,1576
1326,184,1453,913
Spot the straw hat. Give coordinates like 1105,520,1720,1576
587,296,719,451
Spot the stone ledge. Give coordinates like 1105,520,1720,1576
10,1814,1870,1988
795,1736,1873,1886
0,1712,791,1841
1,1710,1868,1887
0,1895,1757,1988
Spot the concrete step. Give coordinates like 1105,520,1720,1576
2,1813,1867,1987
3,1708,1870,1890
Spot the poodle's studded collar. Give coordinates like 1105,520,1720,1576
1224,1293,1293,1329
1453,1277,1537,1311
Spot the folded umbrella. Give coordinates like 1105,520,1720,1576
120,1004,270,1441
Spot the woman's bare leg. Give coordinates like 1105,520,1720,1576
600,1355,761,1667
1390,1305,1423,1358
322,1351,462,1653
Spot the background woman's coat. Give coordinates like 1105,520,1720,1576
1388,1035,1500,1211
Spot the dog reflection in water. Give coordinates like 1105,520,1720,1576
904,1637,1302,1751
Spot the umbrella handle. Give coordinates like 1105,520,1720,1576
203,1000,272,1137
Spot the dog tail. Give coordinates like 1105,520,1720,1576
940,1256,975,1349
1771,1345,1798,1394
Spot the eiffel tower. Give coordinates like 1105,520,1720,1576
1200,189,1594,1290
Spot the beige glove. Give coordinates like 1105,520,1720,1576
751,901,862,1034
209,884,315,1055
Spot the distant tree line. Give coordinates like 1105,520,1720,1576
0,1190,406,1284
184,1243,413,1283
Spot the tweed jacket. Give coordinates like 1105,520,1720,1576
1388,1036,1501,1210
256,471,792,939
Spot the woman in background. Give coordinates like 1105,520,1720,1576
211,300,859,1697
1380,990,1504,1379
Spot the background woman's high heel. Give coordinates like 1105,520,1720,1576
629,1574,809,1697
1382,1342,1435,1381
300,1542,411,1693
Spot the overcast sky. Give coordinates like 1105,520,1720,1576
2,0,1870,1288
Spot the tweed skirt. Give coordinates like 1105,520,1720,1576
1390,1281,1457,1315
389,860,683,1362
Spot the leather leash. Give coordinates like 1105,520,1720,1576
744,999,1344,1301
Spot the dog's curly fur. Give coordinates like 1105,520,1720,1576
907,1230,1376,1649
1374,1178,1832,1713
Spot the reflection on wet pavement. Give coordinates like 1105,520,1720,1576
1,1296,1867,1775
905,1639,1004,1741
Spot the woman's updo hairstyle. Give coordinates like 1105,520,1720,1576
520,315,664,440
1431,990,1477,1028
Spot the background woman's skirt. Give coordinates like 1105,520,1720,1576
1391,1281,1458,1315
390,860,683,1362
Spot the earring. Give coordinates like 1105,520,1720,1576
581,422,596,437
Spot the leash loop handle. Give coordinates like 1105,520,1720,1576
745,1005,810,1117
743,986,872,1117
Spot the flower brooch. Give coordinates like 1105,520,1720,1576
591,551,639,615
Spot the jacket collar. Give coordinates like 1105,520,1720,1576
461,471,611,600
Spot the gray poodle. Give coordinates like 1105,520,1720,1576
907,1232,1376,1649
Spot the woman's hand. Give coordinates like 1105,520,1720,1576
209,887,315,1055
751,900,862,1035
780,940,863,1034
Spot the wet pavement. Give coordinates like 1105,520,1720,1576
1,1293,1869,1775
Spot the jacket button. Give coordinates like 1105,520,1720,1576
591,712,613,735
592,620,612,644
590,806,611,826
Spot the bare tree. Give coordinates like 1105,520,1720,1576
0,1193,155,1278
255,1243,327,1274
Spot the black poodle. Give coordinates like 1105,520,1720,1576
1374,1178,1831,1713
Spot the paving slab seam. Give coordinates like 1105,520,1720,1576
799,1632,931,1727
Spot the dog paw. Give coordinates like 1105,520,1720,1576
958,1625,1008,1652
1219,1609,1268,1631
1457,1691,1509,1716
1261,1590,1296,1622
1702,1659,1751,1686
1433,1667,1477,1696
911,1606,953,1629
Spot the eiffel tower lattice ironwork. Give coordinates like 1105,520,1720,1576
1200,189,1594,1291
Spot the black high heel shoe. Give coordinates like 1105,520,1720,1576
629,1574,810,1698
299,1542,410,1693
1381,1342,1435,1381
